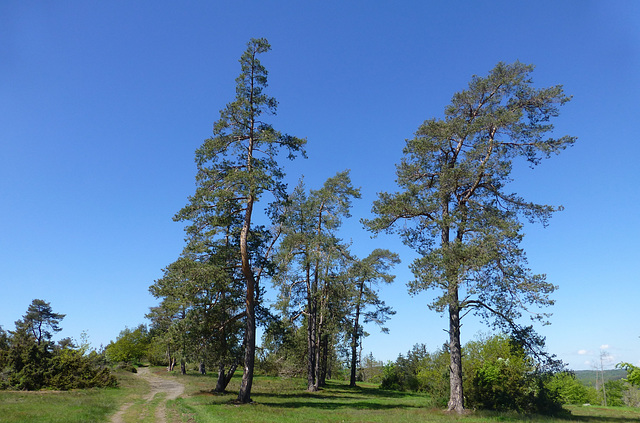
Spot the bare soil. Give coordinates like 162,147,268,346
110,367,184,423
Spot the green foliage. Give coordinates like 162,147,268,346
115,362,138,373
618,362,640,386
464,335,563,414
148,254,245,376
171,37,306,402
359,352,384,383
257,318,307,378
380,344,449,405
380,335,565,414
547,372,597,405
604,379,626,407
5,338,52,390
14,299,65,345
573,368,627,385
0,300,116,390
104,324,150,364
273,172,361,389
365,61,575,411
48,348,117,389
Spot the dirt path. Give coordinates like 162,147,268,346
110,367,185,423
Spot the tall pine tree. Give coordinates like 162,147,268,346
365,62,575,413
176,38,305,402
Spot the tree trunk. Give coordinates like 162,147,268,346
313,308,324,390
167,347,175,371
237,195,257,404
215,362,238,392
215,364,227,393
306,263,318,391
319,333,328,386
180,360,186,375
238,303,255,402
350,283,363,387
199,361,206,375
447,289,464,413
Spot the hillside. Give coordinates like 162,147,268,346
574,369,627,386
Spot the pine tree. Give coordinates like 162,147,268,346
175,38,305,402
365,62,575,412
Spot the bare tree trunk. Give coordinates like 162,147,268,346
349,319,359,386
238,195,257,403
215,362,238,392
306,263,318,391
447,289,464,413
180,359,186,375
238,301,255,402
313,308,324,390
167,346,175,372
319,333,328,386
350,282,364,387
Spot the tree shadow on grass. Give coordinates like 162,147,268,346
243,381,432,410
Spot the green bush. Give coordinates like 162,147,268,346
464,335,563,414
380,335,564,414
104,325,150,364
48,349,117,390
115,362,138,373
380,343,449,406
547,372,597,405
0,301,117,391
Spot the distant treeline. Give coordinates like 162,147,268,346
574,369,627,386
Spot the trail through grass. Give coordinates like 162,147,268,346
110,366,184,423
2,368,640,422
0,370,140,423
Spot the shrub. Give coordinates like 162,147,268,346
380,335,565,414
104,325,150,364
547,372,597,405
115,362,138,373
48,349,117,390
464,335,563,414
380,343,449,405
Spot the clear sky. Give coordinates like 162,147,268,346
1,1,638,371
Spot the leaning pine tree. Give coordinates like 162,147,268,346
176,38,305,403
364,62,575,413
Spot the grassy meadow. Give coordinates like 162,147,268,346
1,367,640,422
166,370,640,423
0,369,141,423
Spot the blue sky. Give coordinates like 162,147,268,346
1,1,638,371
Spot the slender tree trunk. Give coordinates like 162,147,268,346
319,333,328,386
313,307,324,390
305,262,318,391
440,197,464,413
238,289,256,402
180,359,186,375
167,346,174,371
350,286,363,387
238,194,257,403
307,305,317,390
447,285,464,413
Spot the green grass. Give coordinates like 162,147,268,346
161,371,640,423
1,368,640,423
171,374,439,422
0,370,143,423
